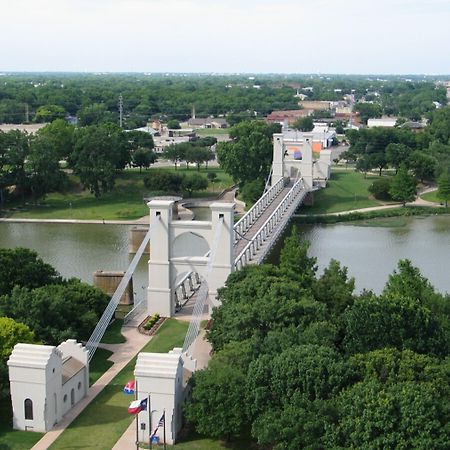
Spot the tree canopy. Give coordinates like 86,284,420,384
185,227,450,449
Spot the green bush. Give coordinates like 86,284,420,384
368,177,392,200
143,313,160,330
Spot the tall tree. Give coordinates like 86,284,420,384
389,164,416,206
216,120,280,185
437,171,450,207
70,124,130,197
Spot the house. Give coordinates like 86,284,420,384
298,100,332,111
187,117,228,129
367,117,398,128
8,340,88,433
266,109,314,125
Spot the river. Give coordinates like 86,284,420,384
0,215,449,298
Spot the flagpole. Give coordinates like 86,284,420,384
148,395,152,450
135,380,139,450
163,409,166,450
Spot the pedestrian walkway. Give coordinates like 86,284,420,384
31,314,151,450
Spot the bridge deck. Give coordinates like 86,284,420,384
233,180,294,258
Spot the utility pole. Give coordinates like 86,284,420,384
119,94,123,128
25,103,29,123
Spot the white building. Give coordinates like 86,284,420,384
367,117,398,128
134,348,196,445
7,340,88,433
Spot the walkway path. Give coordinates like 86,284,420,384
31,313,151,450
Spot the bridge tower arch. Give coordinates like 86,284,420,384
147,200,235,317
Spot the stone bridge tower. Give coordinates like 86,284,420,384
147,200,235,317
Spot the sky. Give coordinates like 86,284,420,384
1,0,450,74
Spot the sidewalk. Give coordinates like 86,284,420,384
31,314,151,450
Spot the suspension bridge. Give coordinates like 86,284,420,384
85,132,332,361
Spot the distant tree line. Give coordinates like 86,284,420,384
0,74,446,128
185,228,450,449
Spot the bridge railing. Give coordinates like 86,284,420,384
174,271,201,311
234,176,286,243
234,177,307,269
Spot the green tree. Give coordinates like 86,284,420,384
143,171,183,192
132,148,157,172
181,173,208,197
314,259,355,317
34,104,66,123
409,150,437,182
185,146,214,171
292,116,314,132
167,119,181,129
216,120,280,185
0,317,35,397
77,103,115,126
37,119,75,159
240,179,264,205
385,143,411,173
368,177,392,200
279,226,317,288
437,171,450,207
185,343,251,441
0,248,60,297
343,294,449,357
0,280,109,345
354,102,382,124
0,317,35,361
162,143,188,170
389,164,416,206
326,380,450,450
26,134,67,202
208,265,325,351
70,124,130,197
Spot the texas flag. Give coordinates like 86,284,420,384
128,398,147,414
123,380,136,395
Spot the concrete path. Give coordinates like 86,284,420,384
31,314,151,450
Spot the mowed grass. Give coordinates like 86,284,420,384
8,168,234,221
89,348,114,386
302,170,383,215
193,128,230,137
0,400,44,450
421,190,441,203
101,319,126,344
49,319,188,450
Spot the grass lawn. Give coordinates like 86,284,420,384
89,348,114,386
6,168,234,221
302,170,383,215
101,320,126,344
0,400,44,450
49,319,189,450
421,191,441,203
193,128,229,137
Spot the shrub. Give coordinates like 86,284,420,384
368,177,392,200
144,313,160,330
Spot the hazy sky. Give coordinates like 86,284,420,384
1,0,450,74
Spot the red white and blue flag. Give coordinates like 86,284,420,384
150,412,165,438
128,398,147,414
123,380,136,395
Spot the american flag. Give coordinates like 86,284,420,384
150,412,166,439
